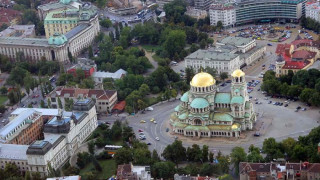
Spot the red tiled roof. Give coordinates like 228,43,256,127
292,50,316,59
74,88,89,97
276,44,291,55
291,39,313,47
308,164,320,172
113,101,126,111
60,88,75,97
0,8,21,24
281,53,310,69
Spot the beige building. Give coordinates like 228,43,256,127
185,7,207,20
47,87,118,114
44,2,98,39
209,3,236,27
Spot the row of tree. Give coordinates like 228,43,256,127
261,69,320,106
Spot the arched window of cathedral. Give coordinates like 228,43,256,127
240,77,242,82
194,119,202,125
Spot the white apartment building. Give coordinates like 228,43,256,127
0,99,98,177
185,49,241,75
306,2,320,22
209,4,236,27
185,37,266,74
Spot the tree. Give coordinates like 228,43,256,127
209,152,214,163
139,84,150,95
88,46,93,58
186,144,202,162
164,0,187,23
47,98,51,108
114,148,133,165
202,145,209,162
292,70,309,87
152,149,161,163
185,67,195,84
0,105,6,114
199,163,214,176
163,30,186,58
88,141,95,154
300,88,316,103
230,147,247,175
100,18,112,28
200,39,207,49
76,152,91,169
4,163,20,177
217,21,223,30
162,140,186,165
217,155,230,174
220,72,228,82
0,86,7,95
281,137,296,159
68,51,74,63
171,89,178,100
58,97,62,109
133,148,152,165
92,156,102,171
152,161,176,179
262,138,282,161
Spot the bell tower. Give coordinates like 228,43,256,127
231,69,248,100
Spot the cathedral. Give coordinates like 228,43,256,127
170,69,256,138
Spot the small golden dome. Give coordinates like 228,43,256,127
231,69,245,77
232,123,240,130
190,72,215,87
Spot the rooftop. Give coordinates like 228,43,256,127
0,109,37,139
185,49,239,61
38,0,80,11
0,25,35,38
47,111,84,126
65,23,89,39
0,144,29,160
218,36,253,47
11,108,59,116
0,36,51,47
46,176,81,180
92,69,127,79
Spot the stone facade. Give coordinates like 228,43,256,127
171,70,256,138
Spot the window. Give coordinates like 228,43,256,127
51,98,56,102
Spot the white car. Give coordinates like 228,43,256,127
154,121,157,124
155,137,159,141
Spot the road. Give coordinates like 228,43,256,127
115,26,320,155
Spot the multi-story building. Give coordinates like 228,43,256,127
47,87,117,113
194,0,213,10
37,0,82,21
0,15,99,62
185,37,266,74
67,58,97,78
306,2,320,22
275,39,320,77
0,25,35,38
209,4,236,27
240,162,320,180
185,48,241,75
0,99,98,176
0,110,44,145
235,0,306,25
44,2,98,38
171,70,256,138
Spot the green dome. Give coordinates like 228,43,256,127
48,33,68,45
231,96,244,104
60,0,71,4
190,98,209,109
234,89,240,93
178,113,188,119
181,92,189,102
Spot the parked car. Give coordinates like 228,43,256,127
254,132,260,137
284,104,288,107
155,137,160,141
140,120,146,123
166,128,169,132
138,129,144,132
302,108,307,111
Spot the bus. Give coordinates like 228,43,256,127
104,145,123,150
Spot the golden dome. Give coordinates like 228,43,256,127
232,123,240,130
190,72,215,87
231,69,245,77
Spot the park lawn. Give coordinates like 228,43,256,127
79,159,117,179
147,97,159,106
141,44,161,52
0,95,8,105
152,54,164,63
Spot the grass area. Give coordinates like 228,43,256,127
152,54,165,63
79,159,116,179
141,44,161,52
147,97,160,106
0,95,8,105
